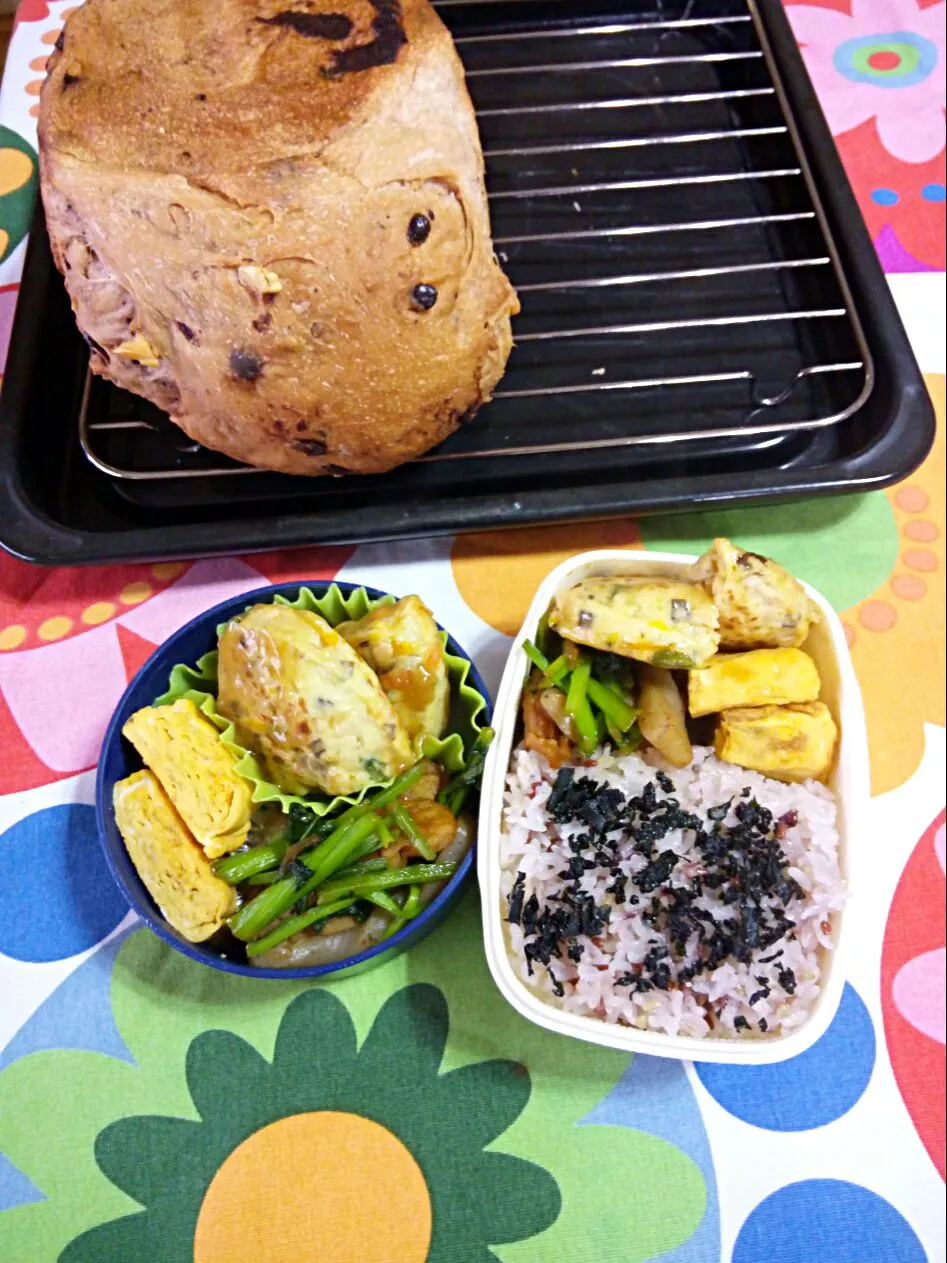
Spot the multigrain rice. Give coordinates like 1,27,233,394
500,745,844,1039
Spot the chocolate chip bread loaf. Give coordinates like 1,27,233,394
38,0,519,476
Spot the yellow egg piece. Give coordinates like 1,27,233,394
113,770,237,942
714,702,838,784
122,697,252,859
688,648,821,718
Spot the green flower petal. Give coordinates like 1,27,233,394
60,1211,159,1263
271,990,359,1101
186,1029,273,1124
354,983,449,1091
94,1116,204,1206
467,1151,562,1249
436,1060,533,1149
155,584,489,817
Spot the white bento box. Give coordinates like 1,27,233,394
477,549,870,1064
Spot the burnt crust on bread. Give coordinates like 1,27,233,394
38,0,519,476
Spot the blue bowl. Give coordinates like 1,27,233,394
96,580,491,980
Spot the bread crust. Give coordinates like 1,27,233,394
39,0,518,475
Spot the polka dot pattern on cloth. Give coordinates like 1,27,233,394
0,805,128,962
696,984,875,1131
733,1180,926,1263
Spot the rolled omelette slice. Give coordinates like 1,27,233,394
549,577,719,668
122,697,252,859
714,701,838,784
688,648,821,718
336,595,450,746
217,603,413,798
693,537,819,649
113,770,237,942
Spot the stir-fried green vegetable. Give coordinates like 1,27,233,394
229,811,380,942
315,862,458,905
521,637,639,757
213,838,288,885
226,739,484,955
245,898,360,959
384,885,423,939
389,800,435,861
438,726,494,813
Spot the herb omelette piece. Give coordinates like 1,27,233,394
337,595,450,747
217,603,412,799
549,577,719,669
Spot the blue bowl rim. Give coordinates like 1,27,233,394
95,579,492,980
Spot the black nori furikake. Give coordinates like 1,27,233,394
508,873,526,927
506,771,808,1030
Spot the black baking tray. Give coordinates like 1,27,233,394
0,0,934,566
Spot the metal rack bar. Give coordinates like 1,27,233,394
493,362,863,401
485,125,787,158
513,256,830,294
454,16,755,42
467,50,764,76
490,168,803,200
511,308,849,342
479,87,777,116
495,210,816,246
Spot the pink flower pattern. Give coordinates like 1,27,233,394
787,0,946,164
893,822,947,1045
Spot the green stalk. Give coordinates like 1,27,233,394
534,611,554,659
383,885,423,939
437,728,494,804
346,831,386,864
246,871,280,887
586,678,638,732
245,898,357,959
522,639,550,672
333,858,390,880
542,654,570,688
213,839,287,886
447,786,469,816
402,886,422,918
390,801,436,861
294,814,381,900
365,891,403,917
565,658,589,715
316,862,457,905
308,762,427,844
229,813,379,942
565,661,598,755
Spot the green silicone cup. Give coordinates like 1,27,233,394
153,584,489,818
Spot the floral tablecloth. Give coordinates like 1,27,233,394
1,3,944,1261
